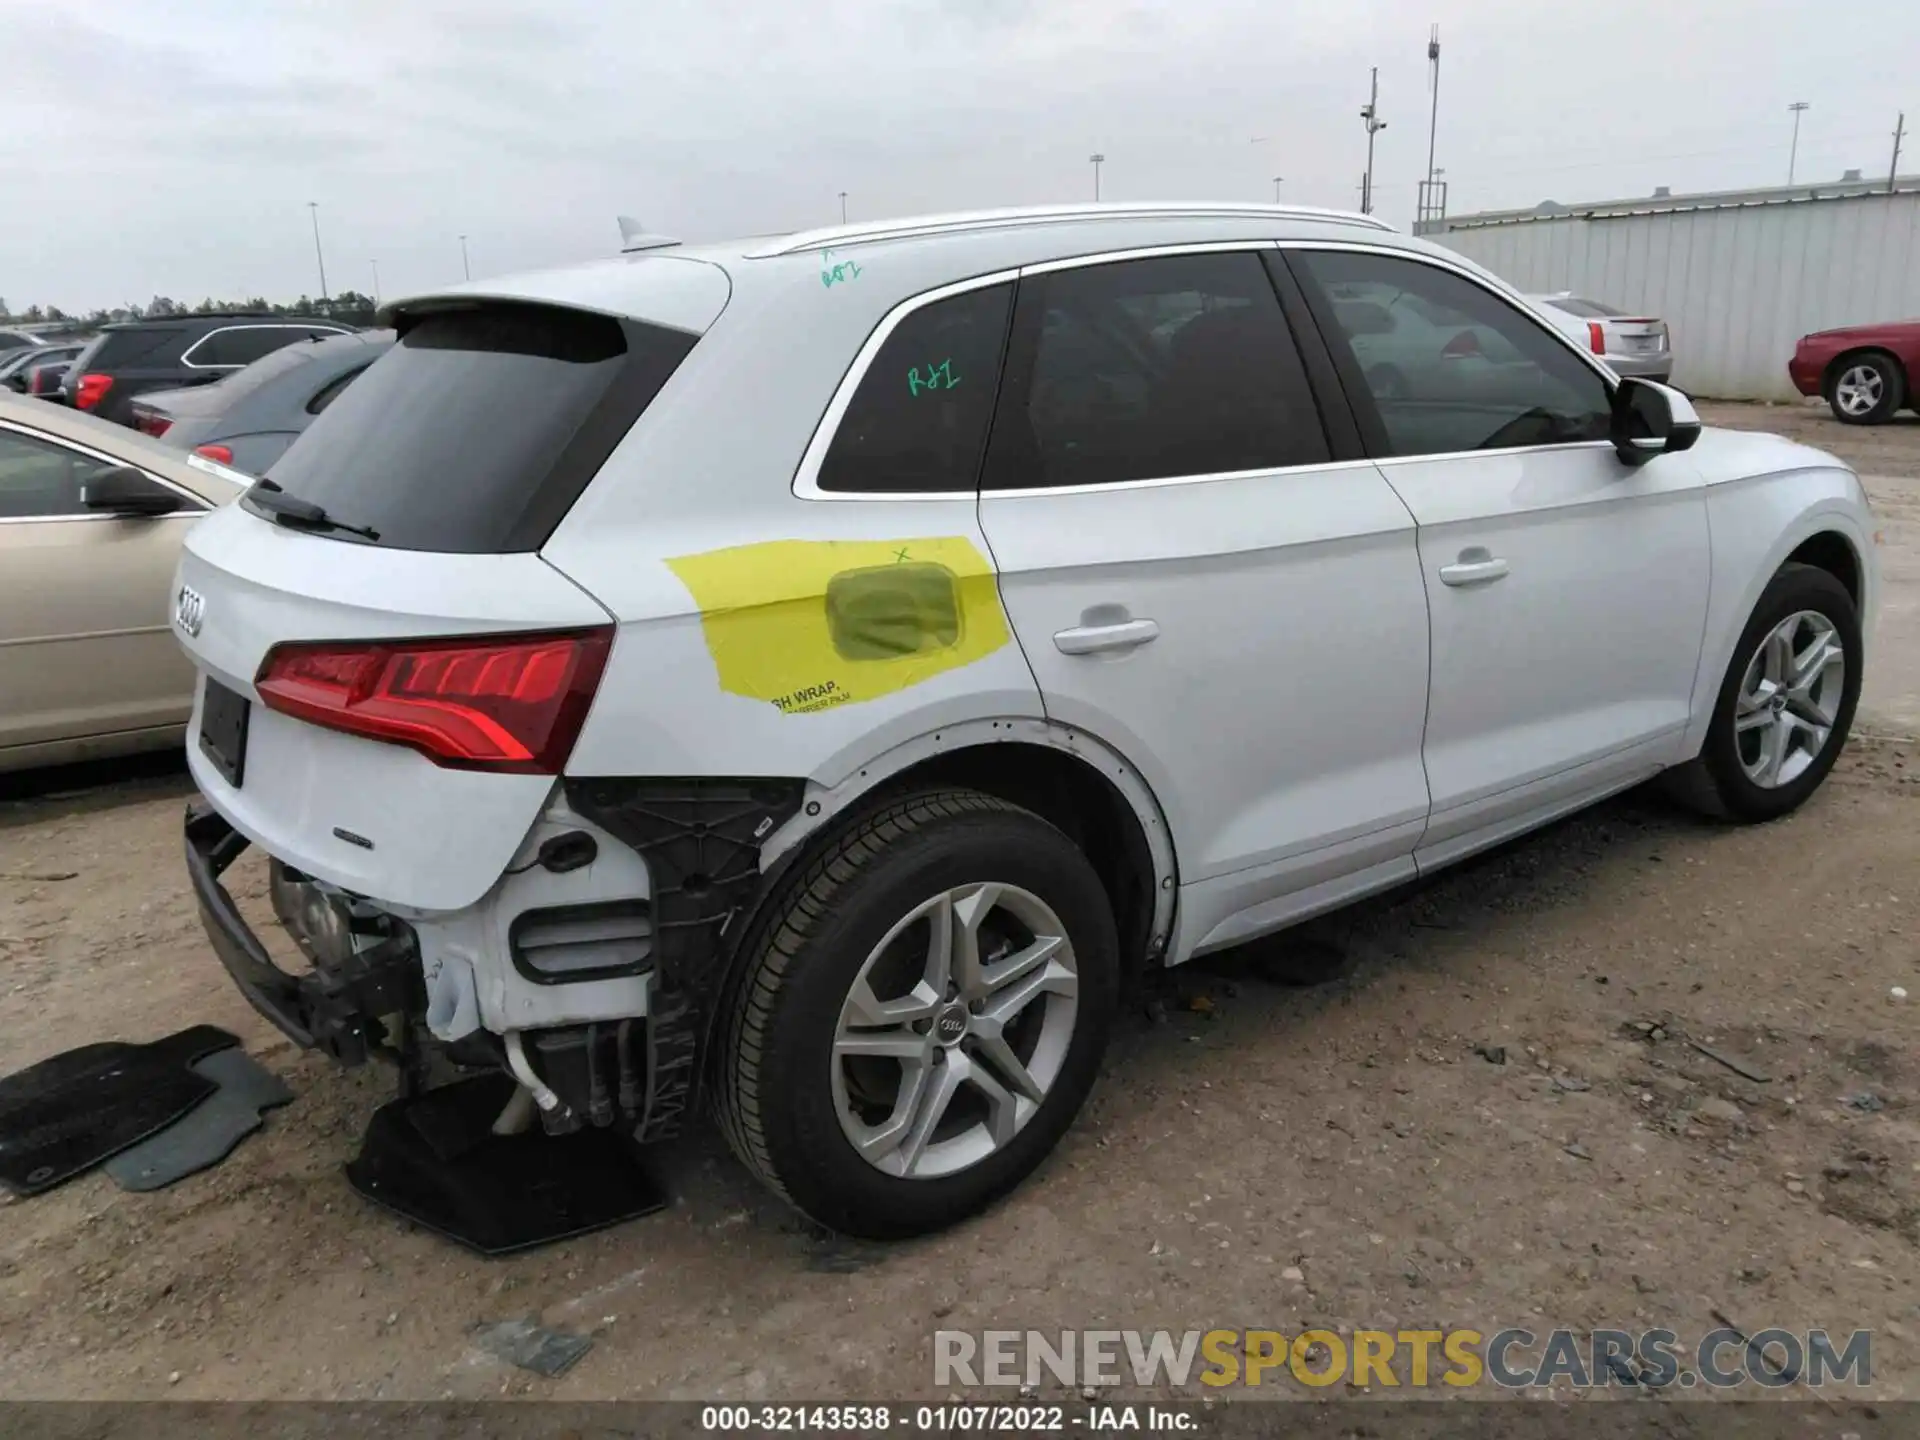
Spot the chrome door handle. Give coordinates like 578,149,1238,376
1053,618,1160,655
1438,555,1510,587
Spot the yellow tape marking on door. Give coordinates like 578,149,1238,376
666,537,1012,715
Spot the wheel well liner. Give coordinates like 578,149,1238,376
864,742,1161,979
1784,531,1862,606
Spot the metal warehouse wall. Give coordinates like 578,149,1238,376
1432,191,1920,401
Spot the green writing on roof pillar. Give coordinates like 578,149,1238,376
908,359,961,395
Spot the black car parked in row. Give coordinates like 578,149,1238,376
60,312,352,426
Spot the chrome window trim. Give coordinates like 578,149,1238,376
181,323,348,371
0,416,214,523
792,239,1624,504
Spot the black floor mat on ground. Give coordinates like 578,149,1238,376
105,1048,294,1192
0,1025,239,1196
343,1074,666,1256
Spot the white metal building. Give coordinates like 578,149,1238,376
1424,176,1920,401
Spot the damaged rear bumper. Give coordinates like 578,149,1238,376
184,802,421,1066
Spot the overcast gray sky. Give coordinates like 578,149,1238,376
4,0,1915,314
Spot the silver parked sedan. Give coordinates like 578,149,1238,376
0,391,245,773
1527,293,1672,382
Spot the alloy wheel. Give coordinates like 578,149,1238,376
831,882,1079,1179
1735,610,1845,789
1833,365,1884,418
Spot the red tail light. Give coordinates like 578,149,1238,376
75,372,114,411
194,443,234,464
255,629,614,774
1440,328,1482,358
134,411,172,437
1587,322,1606,355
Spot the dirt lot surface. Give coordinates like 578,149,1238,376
2,401,1916,1404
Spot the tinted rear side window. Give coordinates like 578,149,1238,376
817,283,1014,493
261,302,697,552
191,325,337,368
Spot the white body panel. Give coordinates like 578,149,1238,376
977,466,1431,960
1375,441,1711,854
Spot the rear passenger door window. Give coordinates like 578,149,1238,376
1291,249,1612,457
984,251,1330,490
816,283,1013,494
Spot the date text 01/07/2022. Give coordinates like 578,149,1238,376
699,1401,1201,1431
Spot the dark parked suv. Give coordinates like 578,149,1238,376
61,312,352,425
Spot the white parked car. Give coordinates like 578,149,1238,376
1527,292,1673,382
174,203,1876,1238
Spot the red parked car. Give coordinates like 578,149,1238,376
1789,319,1920,425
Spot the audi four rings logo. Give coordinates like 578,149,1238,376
174,585,205,637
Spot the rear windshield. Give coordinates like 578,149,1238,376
259,302,698,552
1544,297,1626,319
82,326,184,369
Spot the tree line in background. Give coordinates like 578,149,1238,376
0,292,379,328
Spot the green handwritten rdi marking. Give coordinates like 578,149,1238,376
908,358,960,395
820,253,862,287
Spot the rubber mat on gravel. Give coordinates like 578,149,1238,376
0,1025,239,1196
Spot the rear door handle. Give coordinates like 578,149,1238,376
1053,618,1160,655
1438,552,1510,587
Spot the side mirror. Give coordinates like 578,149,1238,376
1611,377,1701,464
80,464,184,517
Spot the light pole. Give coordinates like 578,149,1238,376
1359,68,1387,215
839,191,848,224
307,202,328,300
1089,153,1105,202
459,234,471,280
1273,176,1285,202
370,259,380,306
1787,101,1810,185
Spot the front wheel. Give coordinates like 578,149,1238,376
716,789,1118,1238
1665,563,1861,823
1827,353,1904,425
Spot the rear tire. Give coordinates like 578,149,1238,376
1663,563,1861,823
1826,352,1904,425
716,788,1118,1238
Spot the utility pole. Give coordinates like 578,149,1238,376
839,191,848,224
1089,153,1105,201
1273,176,1284,202
370,259,380,306
1359,68,1386,215
460,234,471,280
1417,25,1446,230
307,202,328,300
1425,26,1441,189
1892,112,1908,194
1787,101,1810,185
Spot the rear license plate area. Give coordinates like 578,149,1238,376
199,678,251,788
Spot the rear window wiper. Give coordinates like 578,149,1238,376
247,478,381,542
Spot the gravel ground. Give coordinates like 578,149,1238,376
0,400,1915,1404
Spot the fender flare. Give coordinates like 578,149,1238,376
760,714,1180,960
1681,492,1875,759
